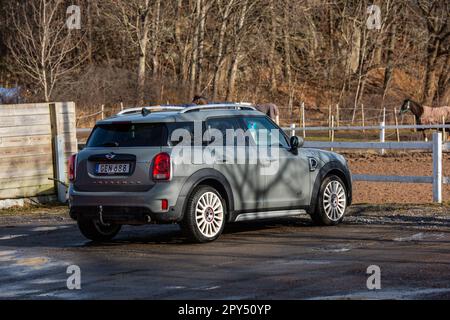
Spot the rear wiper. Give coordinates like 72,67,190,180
100,141,119,147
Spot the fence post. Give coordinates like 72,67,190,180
120,102,124,111
101,104,105,120
331,116,335,151
361,103,365,133
328,105,332,139
49,103,67,203
394,107,400,142
432,132,442,203
442,116,446,141
301,102,306,138
379,121,385,155
336,104,340,127
290,123,296,137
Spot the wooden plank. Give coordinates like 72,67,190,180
0,167,53,179
0,114,50,128
0,104,50,116
0,175,54,189
0,124,50,138
352,174,433,184
0,184,54,200
0,155,53,169
283,124,450,131
303,141,433,150
0,144,52,158
0,135,51,148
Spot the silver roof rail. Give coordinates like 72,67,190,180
117,106,185,116
179,103,256,113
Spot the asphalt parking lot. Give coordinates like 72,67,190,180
0,204,449,299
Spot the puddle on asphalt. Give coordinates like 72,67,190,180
15,257,49,266
309,287,450,300
0,234,27,240
393,232,446,242
30,226,70,232
312,246,352,253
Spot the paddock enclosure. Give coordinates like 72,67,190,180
0,102,77,202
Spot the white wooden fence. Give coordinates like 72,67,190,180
283,124,447,203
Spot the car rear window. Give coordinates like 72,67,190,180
87,123,168,147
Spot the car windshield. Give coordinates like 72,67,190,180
87,123,168,147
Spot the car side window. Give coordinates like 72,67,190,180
242,116,290,149
206,117,244,146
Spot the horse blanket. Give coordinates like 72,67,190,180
255,103,279,120
420,106,450,124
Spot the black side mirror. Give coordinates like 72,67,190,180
290,136,303,154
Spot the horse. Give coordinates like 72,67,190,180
255,103,279,122
399,98,450,140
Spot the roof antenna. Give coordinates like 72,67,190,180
141,108,151,116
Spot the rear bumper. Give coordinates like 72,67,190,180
68,184,185,224
69,205,183,224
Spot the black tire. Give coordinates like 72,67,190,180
310,175,347,226
181,185,226,243
77,219,121,242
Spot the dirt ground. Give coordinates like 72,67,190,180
344,152,450,204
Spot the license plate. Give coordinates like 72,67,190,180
96,163,130,174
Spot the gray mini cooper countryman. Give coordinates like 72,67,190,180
69,103,352,242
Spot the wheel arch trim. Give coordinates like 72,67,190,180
309,161,352,214
176,168,235,221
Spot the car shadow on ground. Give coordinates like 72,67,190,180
2,209,450,249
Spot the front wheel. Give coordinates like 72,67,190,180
77,219,121,242
181,186,226,243
310,175,347,226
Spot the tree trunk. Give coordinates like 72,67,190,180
268,0,277,93
225,0,248,101
212,0,234,100
174,0,183,80
382,24,396,98
136,2,151,106
189,0,201,98
195,0,208,94
434,54,450,105
422,36,441,105
150,0,161,77
282,6,292,112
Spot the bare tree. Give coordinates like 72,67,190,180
212,0,236,100
6,0,84,101
414,0,449,105
104,0,153,105
225,0,251,101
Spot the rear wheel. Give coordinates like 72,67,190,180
181,186,226,243
310,175,347,226
77,219,121,242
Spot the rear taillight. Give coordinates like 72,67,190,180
152,153,171,181
68,154,77,182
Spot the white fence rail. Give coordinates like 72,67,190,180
298,131,446,203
